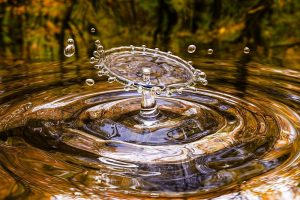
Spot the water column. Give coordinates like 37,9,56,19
139,68,160,119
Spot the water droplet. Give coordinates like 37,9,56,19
208,49,213,54
64,39,75,57
93,51,100,58
85,79,95,86
201,79,208,85
91,28,96,33
98,69,107,76
166,90,173,97
107,77,116,83
187,44,196,53
137,86,143,93
244,46,250,54
188,61,193,65
95,40,101,46
130,45,135,54
177,87,184,94
167,51,172,54
90,57,96,64
124,83,132,91
142,45,146,54
97,45,104,51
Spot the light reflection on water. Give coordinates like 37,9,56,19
0,54,299,199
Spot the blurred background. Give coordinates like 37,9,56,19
0,0,299,61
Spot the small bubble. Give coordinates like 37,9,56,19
107,77,116,83
64,39,75,57
208,49,213,54
187,44,196,53
91,28,96,33
244,46,250,54
95,40,101,46
85,79,95,86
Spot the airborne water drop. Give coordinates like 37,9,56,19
244,46,250,54
64,38,75,57
85,79,95,86
187,44,196,53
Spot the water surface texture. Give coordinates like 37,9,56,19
0,1,300,199
0,49,299,199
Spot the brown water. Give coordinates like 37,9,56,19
0,51,299,199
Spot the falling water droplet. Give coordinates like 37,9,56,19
208,49,214,54
91,28,96,33
244,46,250,54
95,40,101,46
187,44,196,53
64,38,75,57
85,79,95,86
107,77,116,83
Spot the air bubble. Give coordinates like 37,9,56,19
64,38,75,57
187,44,196,53
208,49,213,54
85,79,95,86
91,28,96,33
244,46,250,54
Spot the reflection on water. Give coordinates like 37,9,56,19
0,51,299,199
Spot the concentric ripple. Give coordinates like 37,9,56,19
0,58,299,199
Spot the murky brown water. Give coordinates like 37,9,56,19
0,51,299,199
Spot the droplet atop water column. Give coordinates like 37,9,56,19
64,38,76,57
